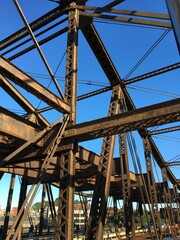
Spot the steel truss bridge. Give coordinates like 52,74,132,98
0,0,180,239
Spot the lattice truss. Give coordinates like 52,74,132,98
0,0,180,239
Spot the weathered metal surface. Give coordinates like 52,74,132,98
55,7,79,240
166,0,180,53
0,6,65,50
0,55,70,113
0,1,179,240
63,98,180,142
79,11,172,28
0,107,42,144
86,86,122,239
2,174,15,239
143,137,161,239
0,74,49,126
81,22,122,86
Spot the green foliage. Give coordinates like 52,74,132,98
32,202,41,211
31,201,50,210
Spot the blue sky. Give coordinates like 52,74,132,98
0,0,179,209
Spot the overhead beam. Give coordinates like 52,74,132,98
79,11,172,28
0,165,60,182
149,125,180,135
80,17,179,188
0,146,100,177
1,99,179,149
0,107,42,146
0,6,65,51
124,62,180,85
77,5,170,20
8,27,68,61
0,74,49,127
63,98,180,142
102,0,125,8
165,161,180,167
0,55,70,114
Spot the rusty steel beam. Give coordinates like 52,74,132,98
13,0,65,100
0,166,61,182
55,7,79,239
79,6,179,191
80,22,122,85
2,144,100,167
0,74,49,127
6,115,69,240
166,161,180,167
86,86,122,239
0,145,100,172
102,0,125,8
0,107,42,145
76,146,100,166
1,99,179,152
63,98,180,142
143,137,161,239
79,11,172,28
149,125,180,135
80,18,179,188
2,174,15,239
8,27,68,61
0,55,70,114
148,136,180,189
0,160,96,181
80,21,136,111
77,5,170,20
166,0,180,53
1,18,67,57
0,6,65,51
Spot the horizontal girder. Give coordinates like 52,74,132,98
0,99,179,149
79,11,171,28
0,107,42,145
63,98,180,142
0,98,179,148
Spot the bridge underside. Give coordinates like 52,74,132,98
0,0,180,239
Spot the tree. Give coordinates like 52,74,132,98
32,202,41,211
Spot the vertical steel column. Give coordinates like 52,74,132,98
143,136,161,239
6,115,69,240
172,183,180,237
56,150,75,239
113,197,121,240
86,85,122,239
39,184,46,235
2,174,15,239
17,175,28,240
117,94,133,240
113,197,119,231
79,193,88,232
138,202,145,228
172,184,180,223
64,3,79,125
162,167,176,238
55,3,79,239
46,183,56,220
118,131,133,239
0,172,4,180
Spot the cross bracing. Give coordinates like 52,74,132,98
0,0,179,239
